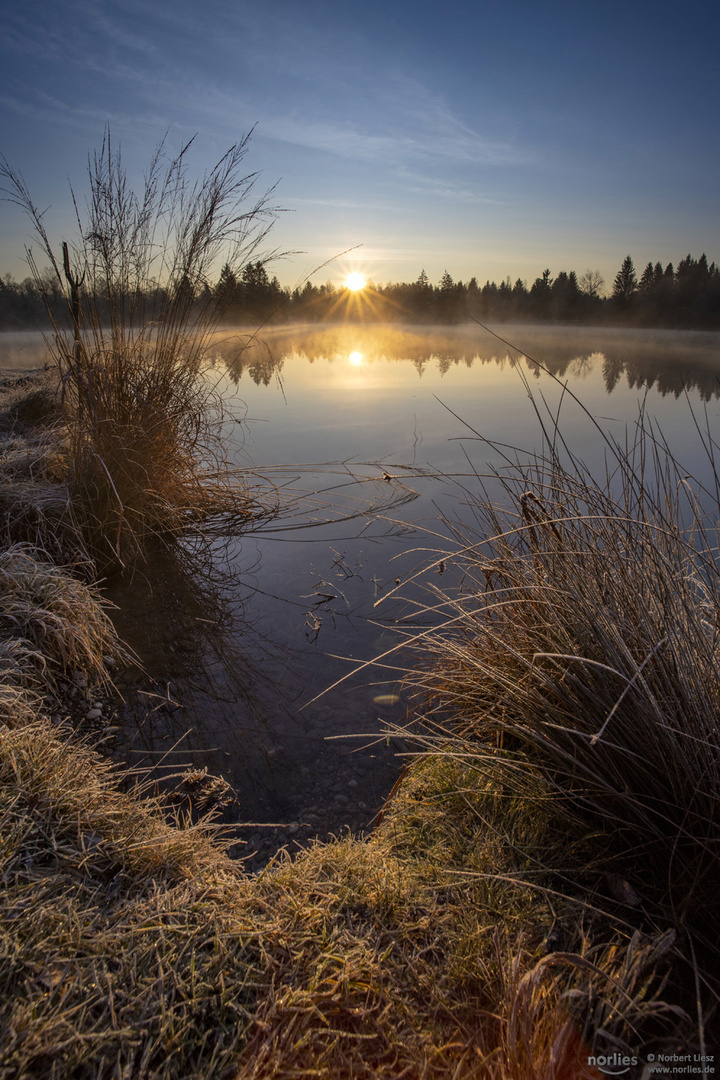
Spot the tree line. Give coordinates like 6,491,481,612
1,252,718,331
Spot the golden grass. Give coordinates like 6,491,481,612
0,717,254,1079
0,545,125,694
0,372,89,567
2,135,279,570
398,432,720,959
0,723,692,1079
367,372,720,1061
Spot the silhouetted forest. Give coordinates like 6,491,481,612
1,252,719,331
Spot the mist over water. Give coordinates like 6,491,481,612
3,323,720,862
209,323,720,485
215,322,720,393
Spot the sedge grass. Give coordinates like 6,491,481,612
1,132,279,570
373,363,720,1042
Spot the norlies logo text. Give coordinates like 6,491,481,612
588,1054,638,1076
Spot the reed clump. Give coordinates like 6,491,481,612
394,390,720,1024
1,133,278,570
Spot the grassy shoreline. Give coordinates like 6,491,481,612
0,364,713,1077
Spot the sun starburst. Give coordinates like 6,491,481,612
345,273,366,291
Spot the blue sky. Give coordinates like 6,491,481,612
1,0,718,292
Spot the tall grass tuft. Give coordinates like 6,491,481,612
1,131,278,568
396,385,720,1002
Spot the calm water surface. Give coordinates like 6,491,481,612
4,323,720,859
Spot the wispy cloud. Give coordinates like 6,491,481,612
157,81,530,181
258,74,530,171
390,170,504,205
0,90,172,151
260,113,503,167
286,196,395,211
2,0,532,183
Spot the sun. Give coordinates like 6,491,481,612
345,272,366,292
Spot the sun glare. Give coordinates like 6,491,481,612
345,273,366,292
349,351,363,365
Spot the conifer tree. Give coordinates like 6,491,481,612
639,262,656,293
613,256,637,302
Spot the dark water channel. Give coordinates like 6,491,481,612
4,322,720,867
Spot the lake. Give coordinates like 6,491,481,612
3,322,720,865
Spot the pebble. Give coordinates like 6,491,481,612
85,708,103,721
